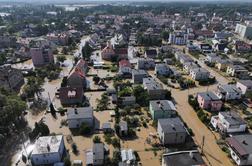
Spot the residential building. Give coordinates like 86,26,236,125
183,62,198,74
136,58,155,70
145,49,158,59
102,122,113,133
149,100,176,120
199,43,212,53
30,45,54,67
236,80,252,95
235,23,252,40
226,134,252,165
197,91,223,111
101,42,115,60
0,64,24,91
119,96,136,106
155,64,171,76
158,118,187,145
47,33,69,46
0,35,17,48
162,150,205,166
118,59,131,75
211,111,246,133
119,121,128,136
120,149,136,165
131,69,148,84
189,68,210,81
206,53,221,64
66,107,94,128
59,87,83,106
86,143,105,166
169,32,189,45
67,68,86,89
31,135,65,166
226,65,249,79
143,77,166,100
215,84,242,101
234,41,252,53
215,59,232,71
175,52,193,64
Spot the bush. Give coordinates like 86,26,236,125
93,135,102,143
111,138,120,148
71,143,78,154
79,123,91,135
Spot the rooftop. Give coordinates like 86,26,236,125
198,91,220,101
150,100,176,111
67,107,93,120
32,135,63,155
219,111,246,126
227,134,252,156
158,118,186,134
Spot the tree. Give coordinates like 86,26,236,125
71,143,78,154
63,157,71,166
79,123,91,135
161,31,170,40
61,47,69,55
111,138,120,148
133,85,149,106
93,135,101,143
57,55,66,63
82,42,93,60
93,76,101,84
29,121,50,140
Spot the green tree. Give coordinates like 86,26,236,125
79,123,91,135
93,135,101,143
133,85,149,106
57,55,66,63
82,42,93,60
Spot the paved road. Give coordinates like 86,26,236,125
149,71,233,166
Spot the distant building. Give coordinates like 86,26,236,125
66,107,94,128
149,100,176,120
215,59,232,71
59,87,83,106
169,32,188,45
67,61,87,89
0,65,24,91
215,84,242,101
236,80,252,95
211,111,246,133
143,77,166,100
235,23,252,40
131,69,148,84
158,118,187,145
136,58,155,70
226,65,249,79
227,134,252,165
183,62,198,74
31,135,65,166
118,59,131,75
30,45,54,67
189,68,210,81
155,64,172,76
47,33,69,46
197,91,223,111
162,150,205,166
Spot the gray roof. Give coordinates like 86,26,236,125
143,77,163,90
132,69,148,75
119,121,128,131
102,122,112,129
229,65,247,71
227,135,252,156
198,91,220,101
190,67,209,74
238,80,252,87
93,143,104,161
150,100,176,111
162,150,205,166
218,84,242,93
158,118,186,134
219,111,246,126
67,107,93,120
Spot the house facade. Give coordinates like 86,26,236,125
132,69,148,84
197,92,223,111
30,46,54,67
189,68,210,81
143,77,166,100
59,87,83,106
137,58,155,70
149,100,176,120
215,84,242,101
236,80,252,95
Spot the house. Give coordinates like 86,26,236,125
119,96,136,106
131,69,148,84
155,64,171,76
158,118,187,145
226,65,249,79
47,33,69,46
59,87,83,105
211,111,246,133
145,49,158,59
162,150,205,166
118,59,131,75
75,59,88,74
67,67,86,89
169,32,189,45
101,42,115,60
0,64,24,91
31,135,65,166
143,77,166,100
206,53,221,64
215,59,232,71
30,45,54,67
175,52,193,64
86,143,105,166
236,80,252,95
235,23,252,40
234,41,252,53
199,43,212,53
114,48,128,60
197,91,223,111
119,121,128,136
183,62,198,74
66,107,94,128
215,84,242,101
194,30,214,39
189,68,210,81
164,58,174,65
136,58,155,70
120,149,136,165
226,134,252,165
111,34,127,47
149,100,176,120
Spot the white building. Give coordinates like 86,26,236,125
235,23,252,40
236,80,252,95
66,107,94,128
215,84,242,101
169,32,189,45
189,68,210,81
31,135,65,166
211,112,246,133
